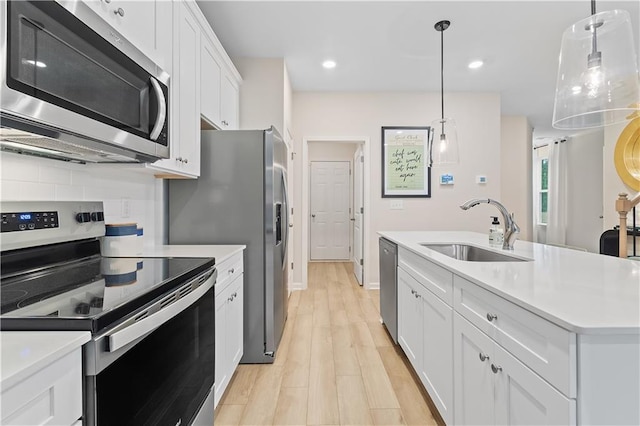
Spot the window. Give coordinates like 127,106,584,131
533,145,549,226
539,158,548,224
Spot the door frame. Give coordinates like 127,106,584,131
302,136,371,289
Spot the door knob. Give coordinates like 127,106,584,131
114,7,125,17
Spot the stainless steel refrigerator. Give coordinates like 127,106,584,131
168,127,289,364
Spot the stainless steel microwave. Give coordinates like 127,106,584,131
0,0,170,163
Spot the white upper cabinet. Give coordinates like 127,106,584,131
200,34,240,130
145,0,241,178
220,74,239,130
82,0,172,71
150,1,200,178
200,36,222,127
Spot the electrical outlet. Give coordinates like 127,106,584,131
476,175,487,184
121,198,131,218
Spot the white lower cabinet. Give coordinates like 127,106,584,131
1,348,83,426
395,248,577,425
398,268,423,372
454,313,576,425
214,252,244,409
397,267,453,425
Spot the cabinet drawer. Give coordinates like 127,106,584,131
454,276,576,397
215,252,243,294
2,349,83,425
399,247,453,306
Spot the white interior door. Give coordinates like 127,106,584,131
310,161,351,260
353,146,364,284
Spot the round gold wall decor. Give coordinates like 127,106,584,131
614,118,640,191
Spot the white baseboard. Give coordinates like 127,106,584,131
366,281,380,290
289,282,305,291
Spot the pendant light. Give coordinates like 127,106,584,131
552,0,640,129
429,20,459,167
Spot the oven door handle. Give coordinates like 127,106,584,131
107,269,215,352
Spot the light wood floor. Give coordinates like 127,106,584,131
214,262,438,426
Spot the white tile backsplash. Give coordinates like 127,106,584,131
0,151,164,246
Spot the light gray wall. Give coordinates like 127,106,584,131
293,91,502,284
501,116,533,241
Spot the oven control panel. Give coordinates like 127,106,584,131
1,211,60,233
0,201,106,252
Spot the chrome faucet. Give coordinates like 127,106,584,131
460,198,520,250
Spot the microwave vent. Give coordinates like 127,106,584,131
0,132,138,163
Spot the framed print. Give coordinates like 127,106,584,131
381,126,431,197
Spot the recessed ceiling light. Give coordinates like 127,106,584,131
468,60,484,69
322,60,337,69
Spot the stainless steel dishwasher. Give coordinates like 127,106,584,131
379,237,398,344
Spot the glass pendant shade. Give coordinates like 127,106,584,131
552,10,640,129
429,117,459,166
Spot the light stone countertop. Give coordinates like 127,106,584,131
111,245,245,263
1,331,91,390
378,231,640,335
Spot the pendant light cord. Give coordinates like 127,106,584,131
591,0,596,15
440,27,445,122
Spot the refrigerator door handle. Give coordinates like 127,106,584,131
282,169,289,266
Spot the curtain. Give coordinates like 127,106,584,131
547,139,568,245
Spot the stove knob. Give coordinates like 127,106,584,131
90,212,105,222
75,302,90,315
76,212,91,223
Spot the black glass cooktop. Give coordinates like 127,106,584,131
0,252,214,333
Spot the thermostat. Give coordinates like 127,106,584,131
440,174,454,185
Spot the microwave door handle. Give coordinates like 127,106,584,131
149,77,166,141
106,273,214,352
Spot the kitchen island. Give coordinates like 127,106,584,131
379,231,639,425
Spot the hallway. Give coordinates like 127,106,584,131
214,262,438,425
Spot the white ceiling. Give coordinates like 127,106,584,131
197,1,640,141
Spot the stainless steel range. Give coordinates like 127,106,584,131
0,201,216,426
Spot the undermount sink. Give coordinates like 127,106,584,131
419,243,530,262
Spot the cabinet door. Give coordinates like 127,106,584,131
220,74,239,130
453,313,495,425
82,1,157,64
227,274,244,370
420,287,454,425
493,343,576,425
153,2,200,177
200,36,222,126
175,3,200,176
397,268,423,373
214,285,229,409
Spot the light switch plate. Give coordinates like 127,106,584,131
390,200,404,210
476,175,487,184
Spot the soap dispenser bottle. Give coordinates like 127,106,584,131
489,216,504,247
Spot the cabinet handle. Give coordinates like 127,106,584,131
414,292,421,299
486,313,498,322
114,7,125,17
229,268,235,274
228,295,234,302
183,158,188,164
176,157,183,163
103,0,111,3
478,352,489,362
491,364,502,374
233,292,238,298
